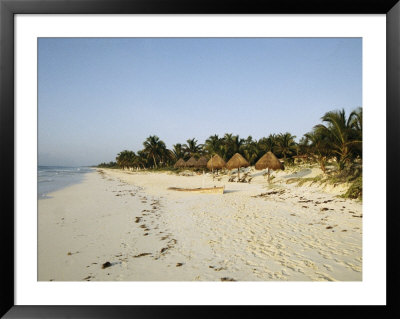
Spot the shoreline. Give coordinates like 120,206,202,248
38,167,362,281
38,166,96,200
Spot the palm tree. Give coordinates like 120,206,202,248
116,150,137,170
349,107,362,133
116,151,124,168
242,136,259,165
172,143,185,160
221,133,234,160
222,134,244,160
142,135,168,168
204,134,222,157
183,138,203,158
232,135,244,154
161,148,174,167
349,107,362,159
304,130,331,173
314,109,361,170
136,150,149,169
274,132,297,160
258,134,277,154
297,137,310,156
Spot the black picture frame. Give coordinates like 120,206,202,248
1,0,399,318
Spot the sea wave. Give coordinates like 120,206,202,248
38,166,94,199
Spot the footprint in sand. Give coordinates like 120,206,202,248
322,264,333,271
133,253,152,258
315,272,335,281
220,277,236,281
303,259,318,270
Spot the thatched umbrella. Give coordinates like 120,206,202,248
207,154,226,170
195,156,208,168
174,158,186,169
226,153,249,181
255,151,284,182
185,156,198,168
207,154,226,179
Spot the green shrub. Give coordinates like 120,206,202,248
342,176,362,200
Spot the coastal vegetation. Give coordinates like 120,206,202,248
98,107,362,198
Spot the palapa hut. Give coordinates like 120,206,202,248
226,153,249,181
174,158,186,169
207,154,226,171
195,156,208,168
255,151,284,182
185,156,198,168
207,154,226,179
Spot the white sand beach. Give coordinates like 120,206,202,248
38,167,362,282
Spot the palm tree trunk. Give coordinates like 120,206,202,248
237,167,240,182
319,157,326,174
152,155,157,168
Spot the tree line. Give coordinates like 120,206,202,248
98,107,362,173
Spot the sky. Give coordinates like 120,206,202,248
38,38,362,166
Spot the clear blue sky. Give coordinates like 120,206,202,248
38,38,362,166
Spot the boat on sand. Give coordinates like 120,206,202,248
168,186,224,194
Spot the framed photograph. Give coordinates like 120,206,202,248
1,0,399,317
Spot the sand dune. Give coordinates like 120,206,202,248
38,167,362,281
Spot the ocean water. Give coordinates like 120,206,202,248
38,166,94,199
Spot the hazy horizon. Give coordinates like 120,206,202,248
38,38,362,166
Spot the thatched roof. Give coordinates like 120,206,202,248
226,153,249,170
185,156,198,167
195,156,208,167
207,154,226,170
255,151,284,171
174,158,186,168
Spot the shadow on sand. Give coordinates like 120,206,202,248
283,168,312,179
224,190,240,194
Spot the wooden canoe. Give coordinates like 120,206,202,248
168,186,224,194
